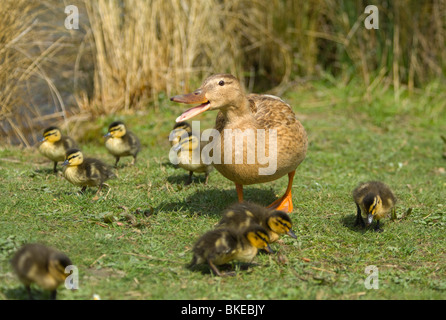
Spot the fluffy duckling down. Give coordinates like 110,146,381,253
353,181,397,232
10,243,72,300
169,121,192,147
62,148,116,199
38,126,78,173
217,201,297,243
104,121,141,167
188,225,273,277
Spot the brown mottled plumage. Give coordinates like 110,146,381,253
353,181,397,232
11,243,72,300
171,74,307,213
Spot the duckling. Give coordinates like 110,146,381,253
169,121,192,147
62,148,116,199
171,131,213,185
169,121,192,169
353,181,397,232
10,243,72,300
38,126,78,173
217,202,297,243
104,121,141,167
188,225,273,276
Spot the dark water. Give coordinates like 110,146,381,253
0,2,92,147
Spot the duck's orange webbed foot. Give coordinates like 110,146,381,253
267,170,295,213
267,192,293,213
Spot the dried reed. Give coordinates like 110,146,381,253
1,0,445,146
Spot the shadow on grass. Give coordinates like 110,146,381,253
32,168,57,175
187,262,258,276
3,286,52,300
341,215,384,233
167,173,208,186
154,186,277,217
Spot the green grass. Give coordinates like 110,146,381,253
0,81,445,300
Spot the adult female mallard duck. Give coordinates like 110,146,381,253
104,121,141,167
62,148,116,199
353,181,397,232
38,126,78,173
171,74,307,213
11,243,72,300
188,225,273,276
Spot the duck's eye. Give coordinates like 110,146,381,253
218,80,225,86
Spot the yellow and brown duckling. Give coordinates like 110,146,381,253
169,121,192,147
188,225,273,276
104,121,141,167
353,181,397,232
38,126,78,173
10,243,72,300
217,202,297,243
171,74,308,213
62,148,116,199
170,123,213,185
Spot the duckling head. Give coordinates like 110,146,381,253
62,149,84,167
266,211,297,239
363,194,382,225
40,126,62,143
104,121,127,139
244,225,274,253
169,122,192,146
173,134,200,153
48,252,73,284
171,74,246,122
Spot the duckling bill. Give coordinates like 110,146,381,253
11,243,72,300
104,121,141,167
62,148,116,199
38,126,78,173
353,181,396,232
188,225,273,277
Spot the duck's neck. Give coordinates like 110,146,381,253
221,97,257,128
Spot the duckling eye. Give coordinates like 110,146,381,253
67,155,78,161
218,80,225,86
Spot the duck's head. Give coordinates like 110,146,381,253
104,121,126,139
62,149,84,167
363,194,382,225
244,225,274,253
169,121,192,146
171,74,246,122
48,252,73,284
40,126,62,143
266,211,297,239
